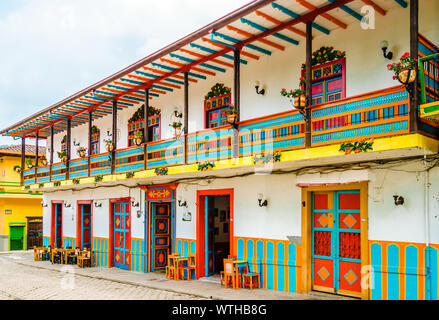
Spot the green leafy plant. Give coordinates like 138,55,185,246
25,157,33,168
91,125,99,134
154,167,168,176
72,179,80,185
94,175,103,182
204,83,231,100
61,135,67,144
339,138,374,154
24,186,30,189
128,105,161,124
77,146,87,157
253,151,281,165
226,103,238,115
197,161,215,171
280,88,305,98
126,172,135,178
54,181,61,187
169,121,182,129
38,183,44,188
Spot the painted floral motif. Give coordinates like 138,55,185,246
197,162,215,171
253,151,281,165
339,138,374,154
154,167,168,176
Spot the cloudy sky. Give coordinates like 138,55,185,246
0,0,248,146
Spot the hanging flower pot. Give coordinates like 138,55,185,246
227,114,237,124
106,144,114,153
61,156,67,163
175,127,181,136
41,159,48,166
14,166,21,173
135,138,143,146
299,94,306,107
397,68,416,84
293,96,300,108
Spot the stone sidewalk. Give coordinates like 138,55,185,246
0,251,350,300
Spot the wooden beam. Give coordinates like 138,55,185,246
179,48,234,67
255,10,308,38
144,88,149,170
233,48,240,158
409,0,418,133
201,37,259,60
184,72,189,164
35,131,39,168
143,66,197,83
88,111,92,177
360,0,386,16
66,119,71,179
160,57,216,76
297,0,347,29
305,21,312,149
20,137,25,185
226,25,285,51
111,100,117,174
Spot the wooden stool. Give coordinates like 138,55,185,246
242,272,261,290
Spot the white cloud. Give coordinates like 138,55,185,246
0,0,248,145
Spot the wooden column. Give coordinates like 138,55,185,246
305,21,313,148
88,111,92,177
409,0,419,133
144,89,150,170
66,119,71,180
233,47,241,158
20,137,25,186
50,126,54,182
111,100,117,174
35,131,39,168
184,72,189,164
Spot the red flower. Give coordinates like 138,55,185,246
393,76,396,80
282,88,286,92
402,52,410,58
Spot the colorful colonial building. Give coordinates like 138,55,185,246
0,145,44,251
1,0,438,299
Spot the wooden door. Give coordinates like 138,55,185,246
113,202,131,270
205,196,215,276
81,204,91,250
27,217,42,249
311,190,362,297
151,202,172,271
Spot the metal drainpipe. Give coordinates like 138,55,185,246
424,168,431,299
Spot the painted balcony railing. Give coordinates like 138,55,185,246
22,86,417,186
420,53,439,123
311,86,409,146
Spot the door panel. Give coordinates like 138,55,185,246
55,204,63,248
311,190,362,297
151,202,171,271
114,202,130,270
205,196,215,276
81,204,91,249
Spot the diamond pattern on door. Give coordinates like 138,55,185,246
113,202,130,270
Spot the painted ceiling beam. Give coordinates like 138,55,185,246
254,10,307,38
178,48,234,68
143,66,197,83
89,92,139,105
103,86,149,99
189,43,248,64
117,79,163,96
297,0,347,29
122,75,181,89
201,38,259,60
76,98,128,108
169,52,227,72
272,2,330,34
135,70,185,85
212,31,272,55
360,0,386,15
393,0,408,8
150,62,207,79
239,18,299,45
226,25,285,51
119,77,174,92
327,0,363,21
160,57,217,76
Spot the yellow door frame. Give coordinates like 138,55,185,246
300,181,369,300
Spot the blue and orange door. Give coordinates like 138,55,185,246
51,203,63,249
311,190,362,297
150,202,172,271
80,204,91,250
113,202,131,270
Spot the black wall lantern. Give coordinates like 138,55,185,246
255,81,265,95
393,195,404,206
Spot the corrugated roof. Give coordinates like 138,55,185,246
0,145,46,155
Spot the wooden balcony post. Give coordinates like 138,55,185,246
66,118,71,180
50,126,54,182
20,137,25,186
233,47,241,158
88,111,92,177
409,0,419,133
144,88,149,170
35,131,39,168
111,99,117,174
305,21,313,148
184,72,189,164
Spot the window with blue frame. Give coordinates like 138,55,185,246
309,59,346,105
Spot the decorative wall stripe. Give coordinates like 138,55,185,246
176,238,196,257
93,237,108,268
131,238,145,272
43,236,50,247
369,241,439,300
62,237,76,249
234,237,301,293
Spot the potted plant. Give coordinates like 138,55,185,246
280,88,306,108
25,158,33,169
40,155,48,166
170,121,182,136
387,52,418,84
77,146,87,158
104,139,114,152
204,83,231,100
134,131,143,146
57,151,67,163
13,165,21,173
226,104,238,124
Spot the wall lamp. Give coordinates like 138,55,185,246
106,129,112,137
131,198,139,207
94,201,102,208
177,196,187,207
393,195,404,206
255,81,265,95
41,201,48,208
136,210,143,219
173,108,183,118
380,40,393,60
257,193,268,207
64,201,71,208
73,138,80,146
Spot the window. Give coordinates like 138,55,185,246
128,115,160,147
91,129,100,155
204,93,231,129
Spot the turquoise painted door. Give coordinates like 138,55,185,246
151,202,172,271
114,202,131,270
311,190,362,296
205,196,215,276
80,204,91,250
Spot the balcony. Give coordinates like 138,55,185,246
23,86,436,188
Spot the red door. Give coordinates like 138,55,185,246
312,190,362,297
113,202,131,270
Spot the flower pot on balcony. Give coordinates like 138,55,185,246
299,94,306,107
41,159,48,166
79,151,86,158
175,127,181,136
397,68,416,84
106,144,114,153
135,138,143,146
293,96,300,108
227,114,237,124
61,156,67,163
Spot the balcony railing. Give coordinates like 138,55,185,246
22,86,412,186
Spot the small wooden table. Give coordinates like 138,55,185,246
232,260,248,288
174,257,189,280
